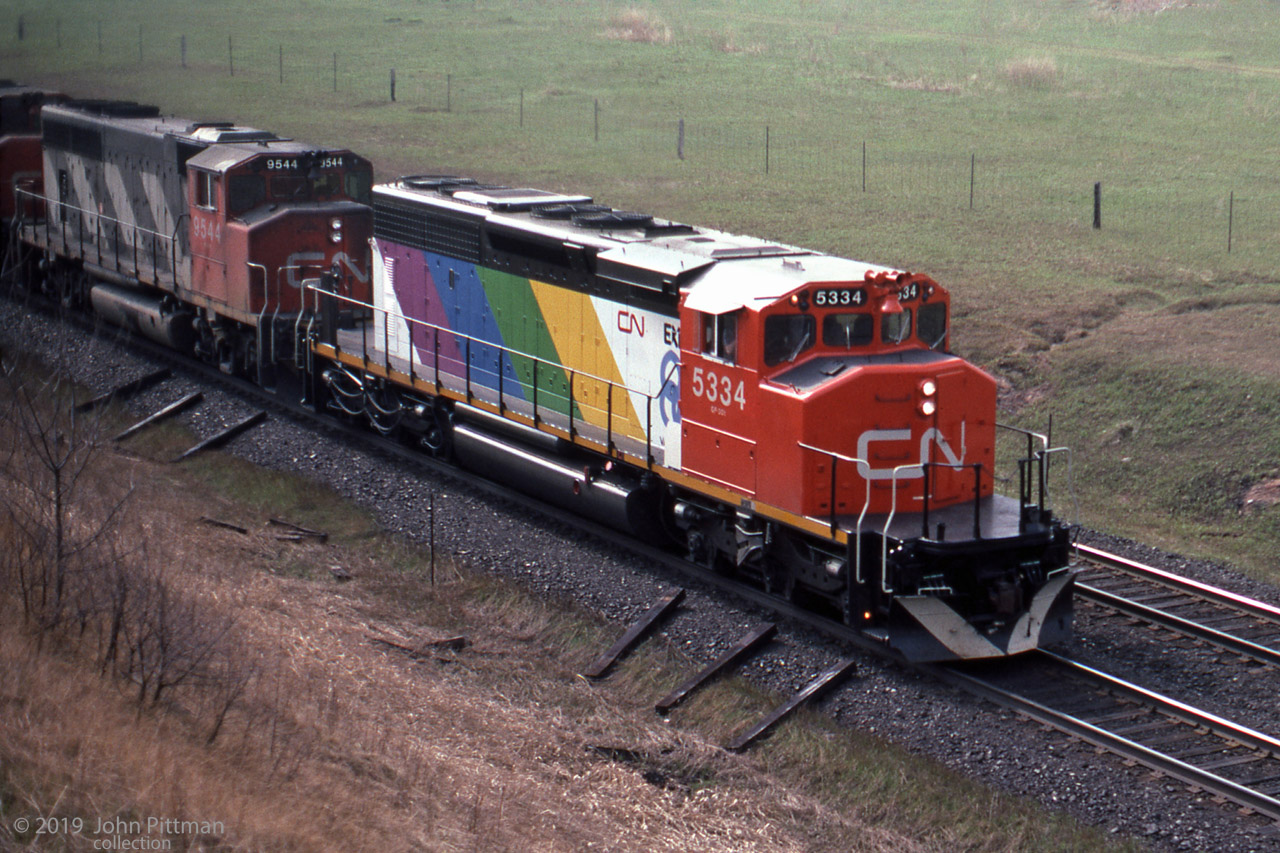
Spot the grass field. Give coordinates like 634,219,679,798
5,0,1280,574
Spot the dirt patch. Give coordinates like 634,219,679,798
603,9,673,45
1059,302,1280,379
1095,0,1209,12
1243,478,1280,514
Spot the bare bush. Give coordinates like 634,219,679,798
0,366,129,634
0,362,250,739
603,8,673,45
1005,57,1059,89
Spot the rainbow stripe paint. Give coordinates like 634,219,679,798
371,238,683,468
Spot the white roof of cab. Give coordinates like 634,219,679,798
682,253,903,315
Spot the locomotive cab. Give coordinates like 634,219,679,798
678,255,1074,660
185,138,373,320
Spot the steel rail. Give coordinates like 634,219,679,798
1075,583,1280,669
926,650,1280,823
1077,543,1280,623
1075,543,1280,667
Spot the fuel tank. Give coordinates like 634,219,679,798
90,282,194,352
450,420,664,539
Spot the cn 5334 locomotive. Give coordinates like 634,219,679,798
1,85,1076,662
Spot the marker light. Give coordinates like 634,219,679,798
330,217,343,244
920,379,937,397
920,399,937,417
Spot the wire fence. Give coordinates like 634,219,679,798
10,13,1280,268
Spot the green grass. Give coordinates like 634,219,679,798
7,0,1280,573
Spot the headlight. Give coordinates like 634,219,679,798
920,379,937,397
920,399,937,417
330,217,343,244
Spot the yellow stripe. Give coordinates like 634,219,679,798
528,280,646,440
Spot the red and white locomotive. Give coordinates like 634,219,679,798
2,88,1076,662
9,93,371,380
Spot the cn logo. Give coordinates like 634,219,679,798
855,427,965,480
285,251,370,288
617,310,646,336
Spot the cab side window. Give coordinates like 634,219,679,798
195,170,218,211
702,312,739,363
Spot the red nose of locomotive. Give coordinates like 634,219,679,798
243,203,373,312
760,354,997,521
749,272,995,521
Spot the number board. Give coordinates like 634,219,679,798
263,155,346,171
812,287,866,308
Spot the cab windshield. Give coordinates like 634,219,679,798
764,314,816,366
919,301,947,350
823,313,873,348
881,309,913,345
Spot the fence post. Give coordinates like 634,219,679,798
594,98,599,142
1228,190,1234,253
519,88,524,127
862,141,867,192
677,117,684,160
969,154,975,210
181,35,186,68
765,125,770,174
429,490,436,587
279,45,283,84
333,53,338,92
98,21,103,55
390,68,396,102
1093,182,1101,229
228,35,234,76
447,74,452,112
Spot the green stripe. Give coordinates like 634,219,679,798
478,268,579,419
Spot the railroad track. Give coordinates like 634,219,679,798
1074,543,1280,668
928,649,1280,826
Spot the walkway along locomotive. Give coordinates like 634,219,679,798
1,89,1076,662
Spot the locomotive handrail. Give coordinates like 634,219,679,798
1035,445,1077,528
16,188,182,290
170,214,187,292
305,285,668,467
256,262,331,369
887,461,981,594
796,442,874,581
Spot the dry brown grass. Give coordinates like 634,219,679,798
0,421,934,852
1005,56,1059,89
603,8,673,45
710,28,765,56
1094,0,1205,13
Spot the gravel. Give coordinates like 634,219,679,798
5,298,1280,852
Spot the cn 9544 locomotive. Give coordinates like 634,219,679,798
1,88,1076,662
